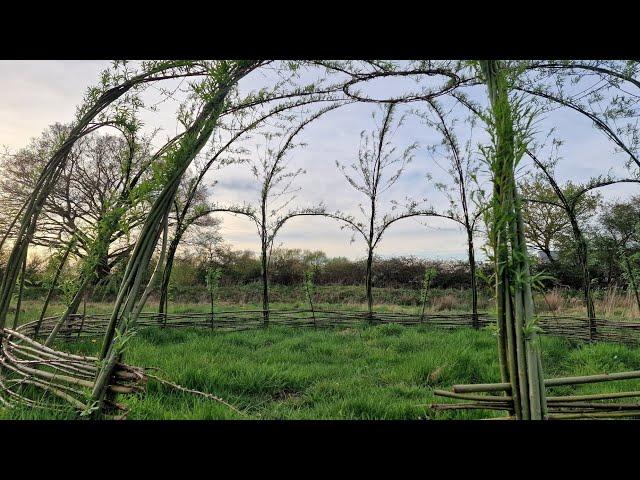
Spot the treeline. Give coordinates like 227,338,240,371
169,247,491,290
6,239,638,304
0,246,488,297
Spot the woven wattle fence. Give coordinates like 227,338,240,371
0,328,146,416
17,310,640,346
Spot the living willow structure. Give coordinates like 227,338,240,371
431,60,640,419
0,60,274,415
0,59,357,416
1,59,639,419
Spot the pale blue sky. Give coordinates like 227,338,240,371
0,61,637,260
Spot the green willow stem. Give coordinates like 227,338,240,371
11,253,27,329
479,59,546,420
34,239,75,338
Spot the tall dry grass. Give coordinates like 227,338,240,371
540,289,565,313
597,285,639,319
433,295,457,311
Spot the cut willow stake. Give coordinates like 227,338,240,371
303,270,317,327
205,266,222,330
420,267,436,323
34,238,75,338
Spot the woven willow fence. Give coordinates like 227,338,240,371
0,328,145,417
21,311,490,340
18,310,640,346
431,369,640,420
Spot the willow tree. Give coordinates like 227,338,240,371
157,95,340,316
331,103,435,317
337,103,413,315
478,60,547,420
195,104,340,325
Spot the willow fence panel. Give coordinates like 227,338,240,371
17,310,640,346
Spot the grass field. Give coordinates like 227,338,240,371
3,300,640,420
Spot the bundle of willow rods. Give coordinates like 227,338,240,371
2,323,246,417
431,369,640,419
0,328,146,417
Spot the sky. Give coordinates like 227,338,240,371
0,60,637,261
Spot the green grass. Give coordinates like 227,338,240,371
2,319,640,420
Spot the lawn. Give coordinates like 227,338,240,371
3,314,640,420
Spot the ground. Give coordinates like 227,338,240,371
3,300,640,420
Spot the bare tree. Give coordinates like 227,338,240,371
0,126,155,281
219,105,340,324
332,103,422,316
520,172,600,263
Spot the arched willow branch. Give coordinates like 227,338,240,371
514,86,640,170
92,61,261,413
523,61,640,94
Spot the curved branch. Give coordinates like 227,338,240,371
573,178,640,200
524,62,640,92
516,86,640,169
374,210,462,248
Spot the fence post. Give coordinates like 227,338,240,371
589,317,597,342
77,292,87,340
472,313,479,329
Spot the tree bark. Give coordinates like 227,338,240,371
568,214,596,336
467,229,479,328
365,246,374,319
158,233,181,315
